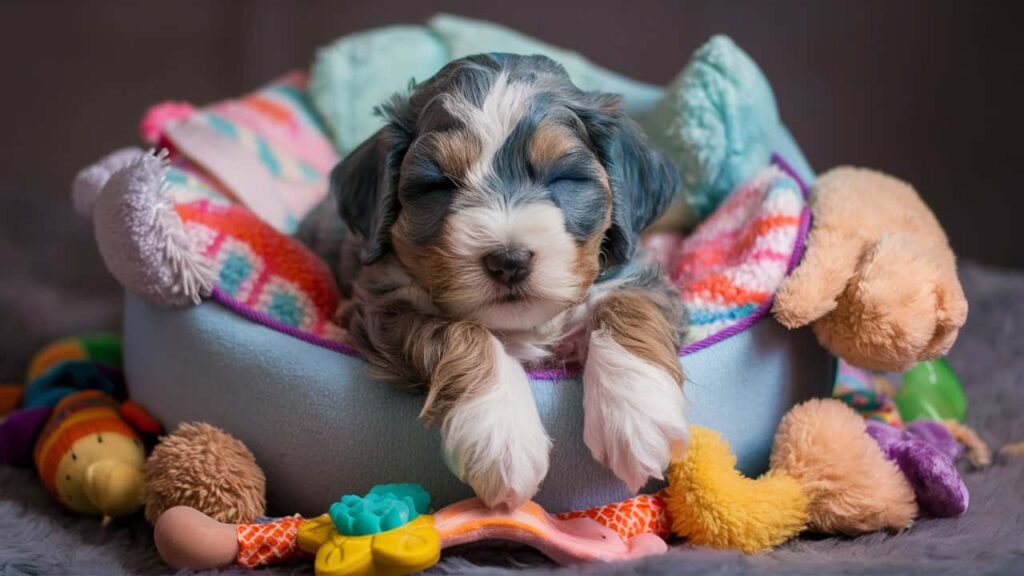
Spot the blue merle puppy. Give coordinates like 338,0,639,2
305,54,688,509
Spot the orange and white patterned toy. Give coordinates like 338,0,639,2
236,515,306,568
556,494,671,540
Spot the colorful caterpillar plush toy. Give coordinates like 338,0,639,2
33,389,147,520
0,334,159,524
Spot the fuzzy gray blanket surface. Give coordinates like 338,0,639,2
2,254,1022,574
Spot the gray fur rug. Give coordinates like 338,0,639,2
2,259,1022,574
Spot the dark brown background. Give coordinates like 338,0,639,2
0,1,1021,340
3,1,1023,266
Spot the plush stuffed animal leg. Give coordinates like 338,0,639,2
773,168,968,371
770,398,919,534
664,426,808,552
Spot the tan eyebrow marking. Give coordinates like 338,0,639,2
528,123,580,171
431,130,482,184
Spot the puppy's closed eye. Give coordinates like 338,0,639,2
543,150,603,185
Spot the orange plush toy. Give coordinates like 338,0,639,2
774,167,968,371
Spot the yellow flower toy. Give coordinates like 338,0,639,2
295,484,440,576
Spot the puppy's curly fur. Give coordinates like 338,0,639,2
303,54,689,508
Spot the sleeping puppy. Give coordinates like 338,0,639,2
319,54,688,508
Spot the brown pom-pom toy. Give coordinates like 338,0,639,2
144,422,266,524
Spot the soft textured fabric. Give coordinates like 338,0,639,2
93,23,824,361
307,19,785,222
770,399,918,535
166,159,809,355
176,200,343,339
123,294,832,516
309,25,452,157
78,21,846,546
22,334,123,409
772,167,969,371
427,14,664,114
664,426,808,553
833,360,904,426
641,36,782,221
32,390,140,504
647,164,808,346
121,71,813,356
117,73,826,517
0,334,125,467
866,420,969,518
89,150,217,307
143,422,266,525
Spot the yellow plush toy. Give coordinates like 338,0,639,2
664,399,919,553
34,389,148,523
664,426,807,552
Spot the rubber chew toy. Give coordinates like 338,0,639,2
433,498,666,565
155,486,667,575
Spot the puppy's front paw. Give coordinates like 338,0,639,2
441,346,551,509
583,330,688,492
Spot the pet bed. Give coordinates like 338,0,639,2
93,18,835,516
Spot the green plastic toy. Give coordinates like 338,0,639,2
895,359,967,423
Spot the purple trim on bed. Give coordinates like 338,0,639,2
676,155,812,357
207,155,812,382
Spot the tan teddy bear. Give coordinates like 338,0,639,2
773,167,968,371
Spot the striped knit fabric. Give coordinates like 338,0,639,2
832,360,903,427
25,334,122,384
177,200,342,340
33,390,138,498
647,165,807,346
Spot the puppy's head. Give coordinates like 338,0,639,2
333,54,678,331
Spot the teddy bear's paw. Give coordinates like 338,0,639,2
440,345,551,509
583,329,689,492
772,227,861,329
812,234,967,372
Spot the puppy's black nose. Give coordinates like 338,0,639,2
484,248,533,285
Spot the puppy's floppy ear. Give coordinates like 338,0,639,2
574,93,680,270
331,102,413,265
